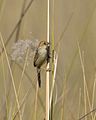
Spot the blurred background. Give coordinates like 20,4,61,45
0,0,96,120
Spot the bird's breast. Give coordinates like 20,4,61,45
35,46,47,68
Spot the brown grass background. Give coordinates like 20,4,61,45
0,0,96,120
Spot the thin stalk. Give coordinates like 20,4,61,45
34,82,39,120
1,53,8,120
49,0,55,119
50,53,58,107
78,107,96,120
50,53,58,120
46,0,50,120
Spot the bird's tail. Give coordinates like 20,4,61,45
37,68,41,88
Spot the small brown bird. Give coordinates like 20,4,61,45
34,41,50,88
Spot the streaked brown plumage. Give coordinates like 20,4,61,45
34,41,49,87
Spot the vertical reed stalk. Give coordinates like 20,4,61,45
46,0,50,119
50,0,55,119
34,82,39,120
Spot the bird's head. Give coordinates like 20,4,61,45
38,41,49,47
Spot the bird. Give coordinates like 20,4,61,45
34,41,50,88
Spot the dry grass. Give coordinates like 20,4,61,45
0,0,96,120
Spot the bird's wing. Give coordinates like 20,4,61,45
34,49,39,67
